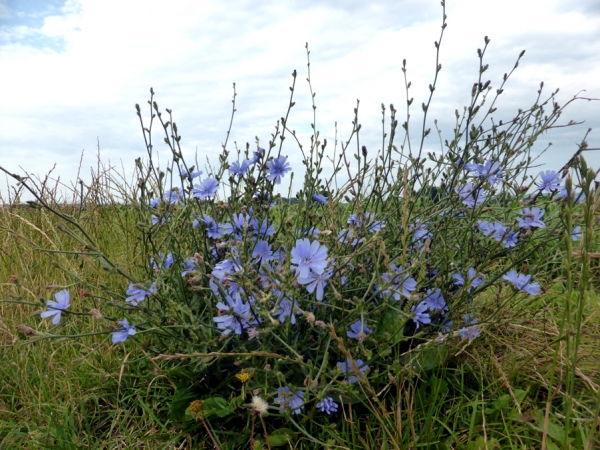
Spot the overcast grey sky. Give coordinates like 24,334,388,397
1,0,599,201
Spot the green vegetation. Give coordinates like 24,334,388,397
1,8,599,448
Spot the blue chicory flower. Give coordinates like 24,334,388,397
229,160,250,178
338,228,363,246
410,220,432,245
213,296,259,335
274,387,304,414
151,213,170,225
181,256,202,277
572,226,582,241
180,168,202,180
163,188,181,204
40,290,70,325
536,170,562,192
250,148,264,165
266,156,292,184
191,178,220,200
422,288,446,312
151,252,174,270
251,218,275,238
336,358,369,384
125,282,157,306
516,207,546,229
201,214,222,239
466,160,504,185
411,302,431,329
112,318,136,344
252,240,274,264
452,267,484,292
347,320,372,342
297,270,332,301
379,264,417,301
502,270,541,296
290,238,329,279
456,183,487,208
272,298,301,325
312,193,327,203
459,314,481,341
316,397,338,414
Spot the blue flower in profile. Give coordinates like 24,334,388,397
252,240,274,264
149,197,161,208
312,193,327,203
459,314,481,341
274,387,304,414
229,160,250,178
410,220,432,243
316,397,338,414
151,252,174,270
466,160,504,185
364,213,385,233
250,148,264,165
200,214,222,239
478,221,518,248
380,264,417,301
163,189,181,204
180,168,202,180
336,358,369,384
452,267,484,292
503,270,541,296
298,270,332,301
125,282,157,306
560,187,586,203
151,213,170,225
112,318,136,344
191,178,219,200
304,226,321,237
572,226,582,241
411,302,431,329
516,207,546,229
347,320,372,342
503,230,519,248
181,256,201,277
290,238,329,279
536,170,562,192
441,317,453,334
266,156,292,184
272,298,301,325
40,290,70,325
338,228,363,246
251,219,275,238
456,183,487,208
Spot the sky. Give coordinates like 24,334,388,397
0,0,599,202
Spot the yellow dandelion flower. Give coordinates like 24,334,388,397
188,399,202,414
235,370,251,384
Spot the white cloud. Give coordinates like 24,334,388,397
0,0,598,201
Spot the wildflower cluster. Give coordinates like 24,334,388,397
22,46,594,445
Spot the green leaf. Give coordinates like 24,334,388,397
401,344,448,373
202,396,235,419
267,428,297,447
376,307,405,345
466,436,500,449
168,386,196,422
